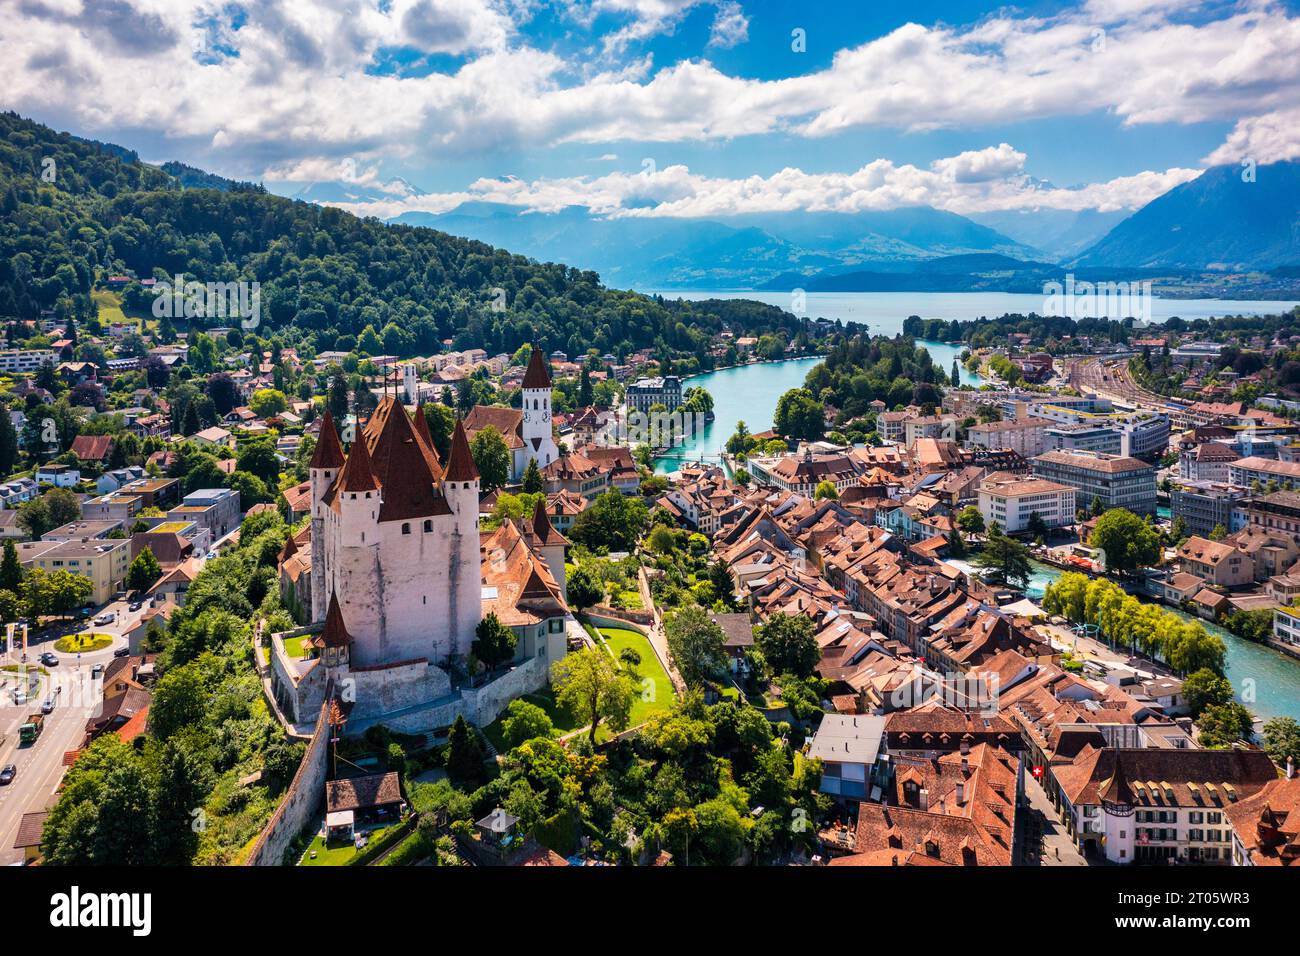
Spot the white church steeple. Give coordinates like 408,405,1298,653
520,346,559,471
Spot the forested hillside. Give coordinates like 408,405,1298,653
0,113,808,364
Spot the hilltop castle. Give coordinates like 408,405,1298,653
272,388,570,734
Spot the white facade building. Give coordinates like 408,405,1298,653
978,475,1076,534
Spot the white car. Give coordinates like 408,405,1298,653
93,612,116,625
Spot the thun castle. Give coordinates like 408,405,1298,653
271,349,570,733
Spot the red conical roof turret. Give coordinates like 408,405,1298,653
310,411,346,470
336,424,379,492
444,419,479,482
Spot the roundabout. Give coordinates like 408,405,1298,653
52,632,115,654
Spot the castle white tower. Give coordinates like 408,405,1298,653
520,348,559,471
443,418,482,648
308,411,346,624
313,397,479,668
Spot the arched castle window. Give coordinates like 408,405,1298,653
401,523,411,534
423,520,432,532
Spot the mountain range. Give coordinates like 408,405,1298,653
390,203,1039,289
1071,162,1300,271
43,116,1300,293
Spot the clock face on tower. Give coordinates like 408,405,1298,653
523,410,531,424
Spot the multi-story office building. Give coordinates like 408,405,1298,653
1179,441,1240,483
1032,450,1157,516
1228,456,1300,491
1271,605,1300,651
1034,401,1170,462
1171,481,1249,538
877,410,910,444
166,488,241,546
903,414,959,447
18,535,132,605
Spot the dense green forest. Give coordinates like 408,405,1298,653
804,334,953,421
0,112,810,364
902,308,1300,352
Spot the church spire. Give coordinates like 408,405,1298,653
310,411,346,470
522,345,552,390
444,419,478,482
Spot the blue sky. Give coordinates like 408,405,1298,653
3,0,1298,221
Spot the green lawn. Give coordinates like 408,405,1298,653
93,289,153,332
482,689,584,751
282,635,312,659
597,626,674,727
299,825,394,866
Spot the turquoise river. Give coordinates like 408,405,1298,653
643,286,1300,723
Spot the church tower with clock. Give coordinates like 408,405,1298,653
520,347,559,471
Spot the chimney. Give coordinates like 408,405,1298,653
956,782,966,806
1288,758,1295,780
938,795,946,814
919,788,929,811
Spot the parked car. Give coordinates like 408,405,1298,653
113,646,130,658
93,612,116,625
128,601,143,612
41,696,55,714
0,765,16,786
91,663,104,678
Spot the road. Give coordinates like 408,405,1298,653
1019,772,1089,866
0,597,146,865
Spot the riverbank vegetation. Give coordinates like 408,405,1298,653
1041,572,1227,676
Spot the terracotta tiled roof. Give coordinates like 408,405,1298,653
13,811,48,849
412,404,443,472
1224,776,1300,866
464,405,524,448
363,397,449,521
1054,746,1278,808
480,519,567,627
523,495,567,547
70,434,114,461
